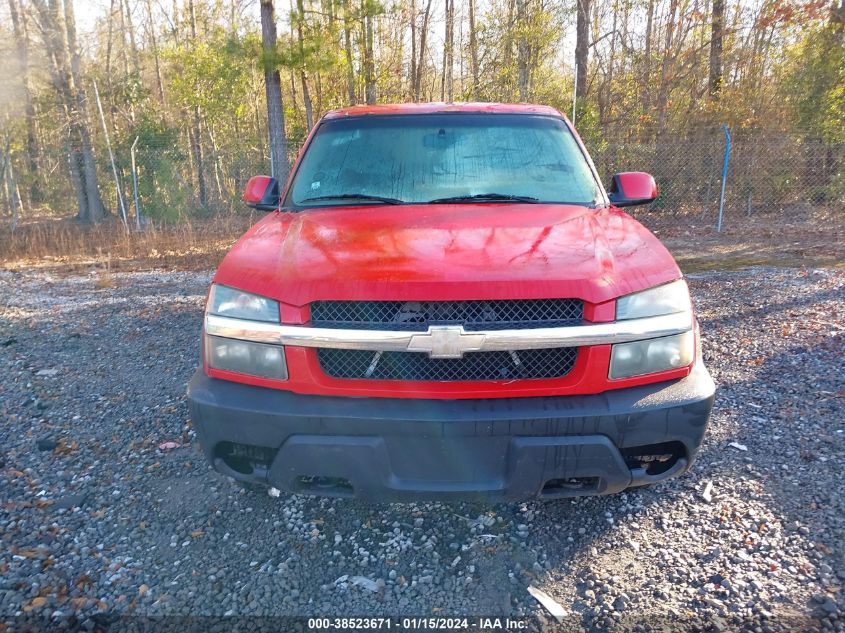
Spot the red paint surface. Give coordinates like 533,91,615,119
208,104,693,399
614,172,658,202
242,175,273,204
214,204,680,307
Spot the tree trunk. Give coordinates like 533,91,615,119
295,0,314,130
468,0,479,98
63,0,107,222
708,0,724,100
123,0,141,76
642,0,654,112
362,2,376,104
144,0,166,104
446,0,454,101
409,0,417,100
575,0,590,100
516,0,529,100
343,0,357,104
440,1,447,100
601,0,618,126
118,0,130,81
105,0,115,94
260,0,290,182
8,0,42,204
33,1,82,217
655,0,679,141
415,0,432,101
188,0,208,207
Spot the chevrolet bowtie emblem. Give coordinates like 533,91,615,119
406,326,487,359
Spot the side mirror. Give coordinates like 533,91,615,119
243,175,280,211
607,172,658,207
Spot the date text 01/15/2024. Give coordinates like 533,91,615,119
307,617,531,630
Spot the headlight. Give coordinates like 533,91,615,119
208,284,279,322
205,285,286,380
205,335,288,380
609,331,694,379
616,279,691,320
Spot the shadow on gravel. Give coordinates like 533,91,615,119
707,333,844,556
695,284,844,332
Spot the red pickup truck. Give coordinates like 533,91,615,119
187,103,715,501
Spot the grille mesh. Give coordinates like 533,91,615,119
317,347,578,382
310,299,583,331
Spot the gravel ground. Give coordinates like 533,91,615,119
0,266,843,631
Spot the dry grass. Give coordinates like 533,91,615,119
0,214,256,274
635,208,845,272
1,208,842,276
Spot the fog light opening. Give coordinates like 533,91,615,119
621,441,686,477
295,475,354,498
541,476,600,497
215,442,275,477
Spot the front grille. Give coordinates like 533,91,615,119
317,347,578,381
310,299,583,331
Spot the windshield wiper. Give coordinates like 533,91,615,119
428,193,539,203
298,194,404,205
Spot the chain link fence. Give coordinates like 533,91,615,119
590,134,844,224
8,128,841,229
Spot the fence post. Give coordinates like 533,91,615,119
130,136,142,230
716,124,731,232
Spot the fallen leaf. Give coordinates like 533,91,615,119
138,584,149,597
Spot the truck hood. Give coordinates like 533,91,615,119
214,204,681,307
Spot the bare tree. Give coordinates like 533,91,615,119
144,0,166,104
516,0,529,100
409,0,416,100
575,0,590,100
32,0,106,223
123,0,141,76
468,0,479,98
708,0,724,99
342,0,357,104
440,0,454,101
260,0,289,182
8,0,42,204
414,0,433,101
295,0,314,130
362,1,376,104
188,0,208,207
642,0,654,110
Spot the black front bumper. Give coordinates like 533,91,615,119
187,361,715,501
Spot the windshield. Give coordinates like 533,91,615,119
284,113,603,208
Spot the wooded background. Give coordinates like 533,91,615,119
0,0,843,228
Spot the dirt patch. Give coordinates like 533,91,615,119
635,211,845,272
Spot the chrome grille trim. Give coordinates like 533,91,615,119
204,311,693,358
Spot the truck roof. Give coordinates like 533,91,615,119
322,102,565,120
